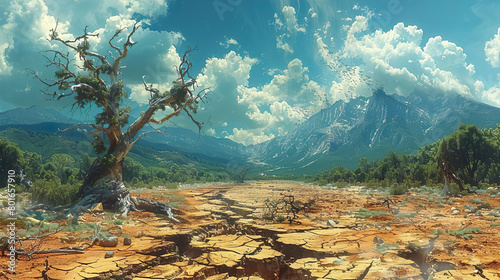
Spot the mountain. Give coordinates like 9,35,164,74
142,128,247,163
3,93,500,176
251,90,500,174
0,105,76,125
0,106,247,165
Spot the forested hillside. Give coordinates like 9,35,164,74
0,136,230,206
315,124,500,194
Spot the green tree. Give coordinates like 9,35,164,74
50,153,75,181
122,157,145,183
22,152,43,181
30,23,209,214
437,124,496,190
0,138,23,188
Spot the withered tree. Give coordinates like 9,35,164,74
31,22,208,216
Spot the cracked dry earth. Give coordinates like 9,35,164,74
2,181,500,280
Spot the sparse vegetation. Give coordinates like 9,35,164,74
375,243,399,254
430,229,444,236
355,208,387,219
263,194,308,224
449,227,482,240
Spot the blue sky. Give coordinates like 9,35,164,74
1,0,500,145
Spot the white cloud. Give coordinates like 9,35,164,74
0,0,68,76
197,51,257,89
274,6,306,54
228,128,274,146
276,35,294,53
329,67,373,102
281,6,306,33
194,51,259,130
227,58,328,144
42,0,168,29
474,79,500,107
485,27,500,67
0,43,12,75
342,21,476,97
192,51,329,145
220,37,239,49
270,101,307,124
347,15,368,36
237,86,277,105
205,128,216,136
0,0,177,110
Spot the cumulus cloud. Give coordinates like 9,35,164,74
250,58,327,115
193,52,311,145
43,0,168,30
0,0,177,111
485,27,500,67
0,0,67,76
228,128,274,146
281,6,306,33
228,58,328,144
274,6,306,54
342,19,476,97
194,51,258,131
191,50,329,145
129,45,182,105
308,8,318,19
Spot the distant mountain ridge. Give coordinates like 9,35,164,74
250,90,500,174
2,92,500,176
0,105,248,164
0,105,76,125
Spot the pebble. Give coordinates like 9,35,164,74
452,210,460,214
105,251,114,258
99,236,119,247
373,236,384,244
123,237,132,245
385,226,393,231
326,220,338,227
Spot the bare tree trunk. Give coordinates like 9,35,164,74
78,147,127,197
74,139,180,219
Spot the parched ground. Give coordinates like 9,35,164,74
1,181,500,280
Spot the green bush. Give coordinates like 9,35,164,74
276,215,286,223
430,229,443,236
30,174,79,206
469,198,484,204
449,227,482,240
389,183,408,195
355,208,387,219
491,209,500,217
479,203,491,209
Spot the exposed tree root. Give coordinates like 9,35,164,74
69,180,181,221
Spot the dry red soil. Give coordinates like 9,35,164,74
1,181,499,279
